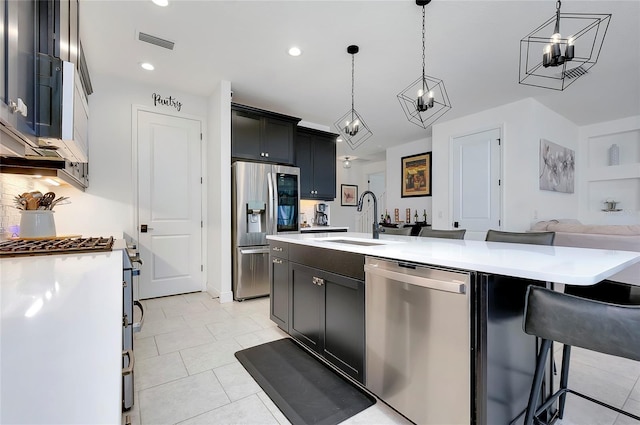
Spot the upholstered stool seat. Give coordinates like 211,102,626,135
381,227,412,236
486,229,556,246
418,228,466,239
522,286,640,424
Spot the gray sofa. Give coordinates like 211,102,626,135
531,219,640,286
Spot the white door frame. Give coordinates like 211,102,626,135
449,125,504,240
131,105,207,293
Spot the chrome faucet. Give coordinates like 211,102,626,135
357,190,381,239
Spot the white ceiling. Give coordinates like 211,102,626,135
79,0,640,161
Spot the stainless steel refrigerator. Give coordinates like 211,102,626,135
232,161,300,300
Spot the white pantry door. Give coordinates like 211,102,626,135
452,128,502,240
137,110,203,299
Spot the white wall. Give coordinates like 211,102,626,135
432,97,579,233
53,75,208,239
386,138,433,224
578,115,640,225
325,158,386,230
206,81,233,302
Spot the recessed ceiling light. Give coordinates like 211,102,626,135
152,0,169,6
141,62,155,71
288,47,302,57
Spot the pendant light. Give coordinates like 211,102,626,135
397,0,451,130
334,45,373,150
519,0,611,91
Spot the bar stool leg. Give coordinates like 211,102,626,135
525,339,553,425
558,344,572,418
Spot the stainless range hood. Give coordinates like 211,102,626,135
0,154,88,191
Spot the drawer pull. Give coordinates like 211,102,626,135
122,349,135,376
273,258,283,264
272,246,283,252
312,276,325,286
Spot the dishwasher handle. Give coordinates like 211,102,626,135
364,264,466,294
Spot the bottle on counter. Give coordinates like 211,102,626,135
423,209,427,223
414,210,419,223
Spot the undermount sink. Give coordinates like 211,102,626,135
316,237,394,246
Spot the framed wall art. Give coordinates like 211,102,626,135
539,139,575,193
341,184,358,206
401,152,432,198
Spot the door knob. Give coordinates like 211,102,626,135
141,224,154,233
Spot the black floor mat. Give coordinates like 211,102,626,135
235,338,375,425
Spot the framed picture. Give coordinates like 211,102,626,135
401,152,432,197
539,139,575,193
341,184,358,206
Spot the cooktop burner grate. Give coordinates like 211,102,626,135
0,237,114,257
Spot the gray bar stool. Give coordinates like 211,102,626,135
381,227,412,236
418,228,466,239
522,286,640,424
485,229,555,245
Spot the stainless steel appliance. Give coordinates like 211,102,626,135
364,257,471,424
314,203,329,226
232,161,300,300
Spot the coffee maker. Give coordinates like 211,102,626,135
314,203,329,226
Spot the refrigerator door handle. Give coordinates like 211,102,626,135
267,172,275,235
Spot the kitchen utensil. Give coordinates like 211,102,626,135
39,192,56,210
49,196,70,210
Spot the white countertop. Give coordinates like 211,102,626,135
1,251,123,424
267,232,640,286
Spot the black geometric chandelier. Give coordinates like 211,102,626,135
519,0,611,91
334,45,373,150
397,0,451,130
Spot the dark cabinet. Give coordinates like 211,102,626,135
0,0,36,138
289,262,365,383
296,127,337,200
269,241,289,332
231,103,300,165
269,242,366,383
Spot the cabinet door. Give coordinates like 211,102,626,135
296,130,315,199
263,116,294,164
323,273,365,383
269,256,289,332
289,263,323,352
312,135,336,200
231,108,261,160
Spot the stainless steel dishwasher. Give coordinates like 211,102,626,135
364,256,471,425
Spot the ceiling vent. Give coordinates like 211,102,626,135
138,31,175,50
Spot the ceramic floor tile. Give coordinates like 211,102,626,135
257,391,291,425
614,398,640,425
556,393,619,425
182,308,233,328
162,300,209,318
155,326,215,355
248,311,279,329
213,362,262,401
180,339,244,375
144,295,189,310
177,394,279,425
570,347,640,381
221,298,270,318
135,315,191,339
233,327,288,349
138,371,230,425
564,361,637,408
206,316,263,340
138,305,166,321
182,291,219,304
135,351,188,391
133,336,158,360
629,378,640,402
339,400,413,425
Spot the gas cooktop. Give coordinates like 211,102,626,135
0,237,114,257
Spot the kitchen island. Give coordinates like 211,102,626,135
0,249,123,424
267,232,640,424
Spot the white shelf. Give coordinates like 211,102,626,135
587,163,640,181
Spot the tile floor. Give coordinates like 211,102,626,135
124,292,640,425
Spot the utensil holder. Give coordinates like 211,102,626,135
19,211,56,238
